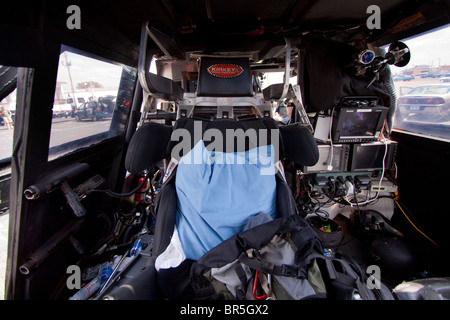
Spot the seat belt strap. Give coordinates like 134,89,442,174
163,157,178,183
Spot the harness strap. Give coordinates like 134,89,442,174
238,251,308,279
190,264,224,300
234,264,249,300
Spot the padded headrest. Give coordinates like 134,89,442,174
197,57,253,97
279,123,319,166
168,117,277,161
125,122,172,174
262,83,295,101
125,119,319,175
169,118,319,167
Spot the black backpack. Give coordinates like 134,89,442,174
190,214,394,300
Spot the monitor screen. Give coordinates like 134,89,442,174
351,141,397,171
340,110,381,137
303,144,349,173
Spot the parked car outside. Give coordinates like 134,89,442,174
395,84,450,123
440,77,450,83
66,96,87,117
53,103,72,118
98,95,116,114
420,74,436,78
75,100,107,121
393,74,415,81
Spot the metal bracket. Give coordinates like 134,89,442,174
279,38,291,102
292,84,314,133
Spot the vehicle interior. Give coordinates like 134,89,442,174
1,0,450,301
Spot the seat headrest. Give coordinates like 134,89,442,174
197,57,253,97
125,122,172,174
279,123,319,167
169,118,319,167
168,117,277,161
125,119,319,175
262,83,296,101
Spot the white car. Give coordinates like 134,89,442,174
53,103,73,118
396,84,450,123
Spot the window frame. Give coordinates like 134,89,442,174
47,45,138,161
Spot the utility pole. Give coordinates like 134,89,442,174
63,52,78,115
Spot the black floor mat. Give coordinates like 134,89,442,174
331,213,416,289
333,214,369,266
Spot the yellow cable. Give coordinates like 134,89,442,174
394,199,439,247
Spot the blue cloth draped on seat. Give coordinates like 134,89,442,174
175,140,277,260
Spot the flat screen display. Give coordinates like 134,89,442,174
351,141,397,171
340,110,381,137
303,144,349,173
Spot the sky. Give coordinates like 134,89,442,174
56,50,124,92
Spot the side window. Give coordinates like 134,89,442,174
390,24,450,141
49,45,136,160
0,66,17,214
0,66,17,162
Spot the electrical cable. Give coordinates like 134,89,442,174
87,170,151,198
394,199,439,247
297,180,331,218
373,135,388,198
326,105,337,171
353,182,361,214
344,136,388,207
305,179,337,220
393,162,398,179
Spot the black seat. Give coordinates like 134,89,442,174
121,117,318,299
115,56,319,300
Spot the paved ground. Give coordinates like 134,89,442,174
0,213,9,300
0,116,111,160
